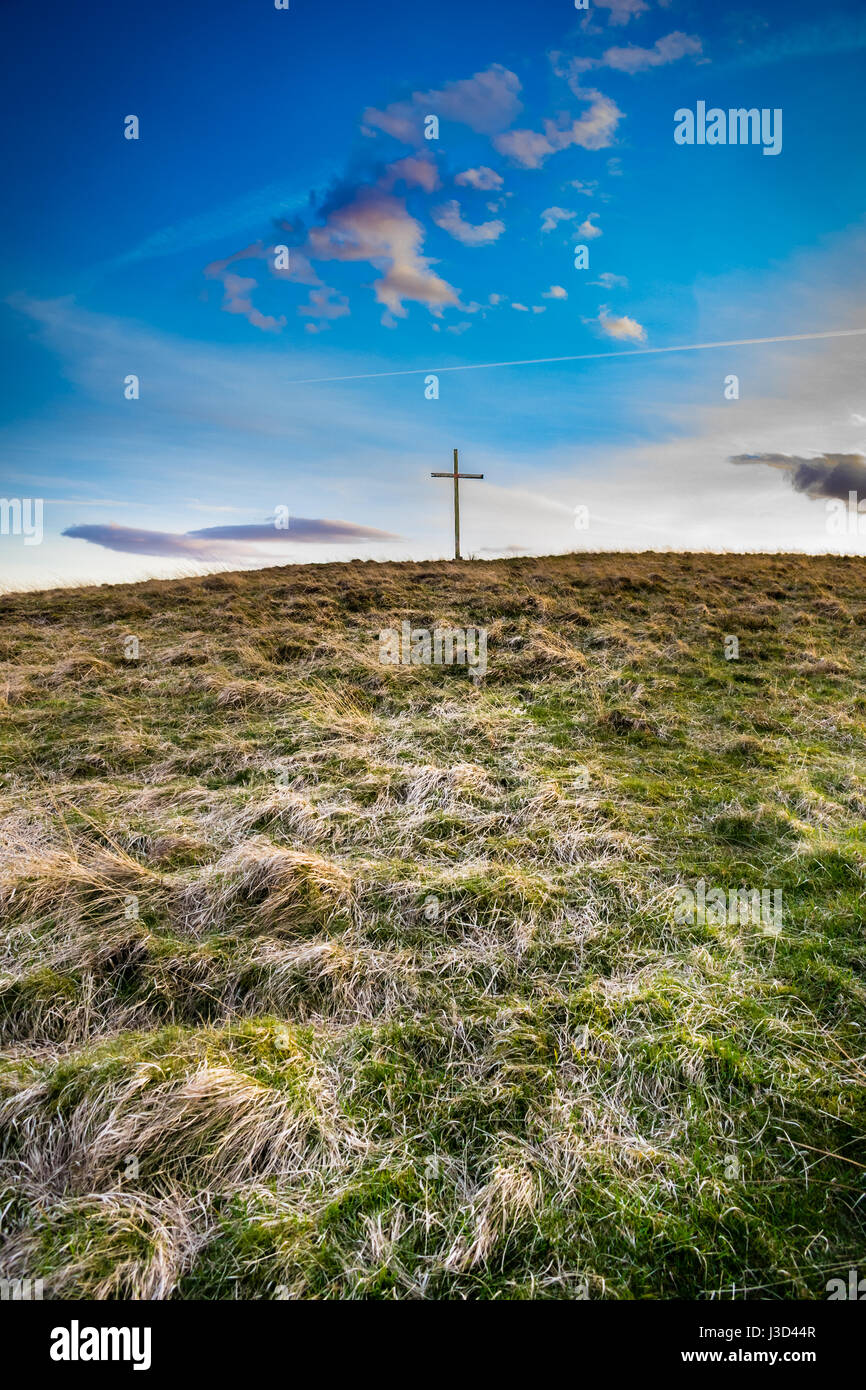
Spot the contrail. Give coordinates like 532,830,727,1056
285,326,866,385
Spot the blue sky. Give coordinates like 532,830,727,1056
2,0,866,587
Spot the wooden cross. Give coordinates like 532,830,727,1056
431,449,484,560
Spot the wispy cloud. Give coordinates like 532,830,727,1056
592,271,628,289
362,65,522,141
556,32,702,86
722,13,866,69
88,172,339,278
568,179,598,197
591,0,649,26
601,32,703,74
219,273,286,333
298,286,350,330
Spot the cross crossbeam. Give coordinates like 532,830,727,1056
431,449,484,560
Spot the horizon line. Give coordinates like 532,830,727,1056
4,544,866,598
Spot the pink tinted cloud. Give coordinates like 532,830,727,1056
382,156,440,192
308,186,461,319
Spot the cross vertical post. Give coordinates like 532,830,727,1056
452,447,460,560
431,449,484,561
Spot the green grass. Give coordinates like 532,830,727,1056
0,550,864,1299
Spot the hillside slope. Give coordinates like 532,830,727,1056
1,552,864,1299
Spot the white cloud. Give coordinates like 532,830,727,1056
577,213,603,239
455,166,504,191
589,305,647,341
542,285,568,299
541,206,577,233
432,200,505,247
592,272,628,289
494,91,623,167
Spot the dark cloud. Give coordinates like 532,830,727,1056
63,525,218,558
729,452,866,502
188,519,400,542
63,518,402,558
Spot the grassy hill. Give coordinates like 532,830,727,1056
1,551,864,1299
